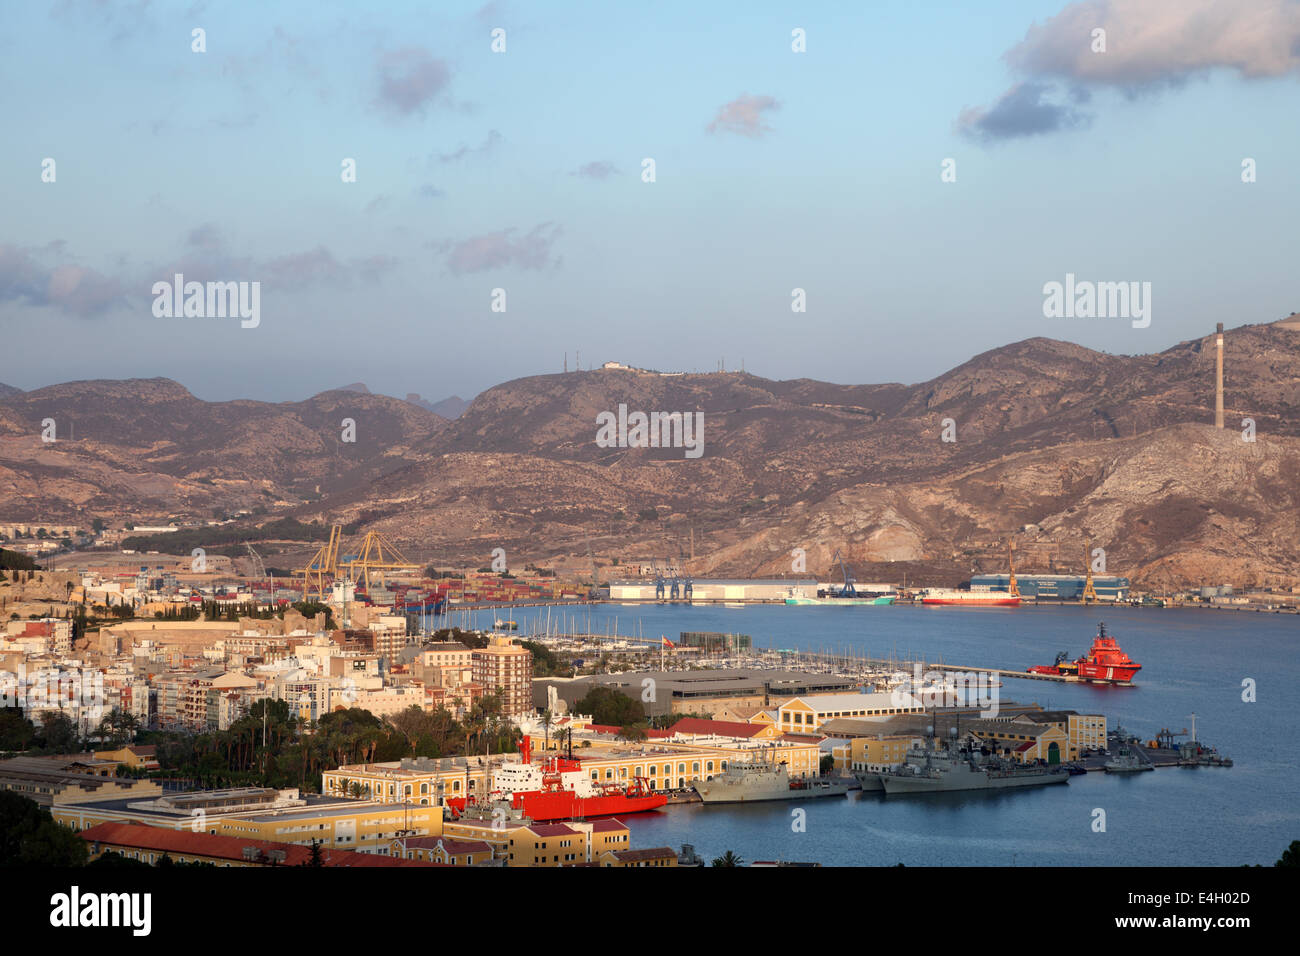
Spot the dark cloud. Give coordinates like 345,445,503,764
0,243,124,316
959,0,1300,141
956,82,1091,142
375,47,451,116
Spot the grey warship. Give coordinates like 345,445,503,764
692,760,852,804
878,741,1069,795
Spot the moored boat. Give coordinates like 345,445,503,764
1028,622,1141,685
445,736,667,822
692,759,853,804
921,588,1020,607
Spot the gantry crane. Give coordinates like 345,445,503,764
296,524,343,600
338,530,419,593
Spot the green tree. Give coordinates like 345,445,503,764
0,707,37,751
301,839,325,867
0,791,88,866
36,711,80,753
711,850,744,867
575,686,642,726
1277,840,1300,867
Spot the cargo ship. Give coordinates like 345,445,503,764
1027,622,1141,685
444,736,667,822
921,588,1020,607
785,587,895,606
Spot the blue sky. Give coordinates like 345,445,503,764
2,0,1297,403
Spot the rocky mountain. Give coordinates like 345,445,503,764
0,379,447,521
424,395,471,419
2,318,1298,589
0,383,22,399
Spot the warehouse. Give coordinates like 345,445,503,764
970,573,1130,601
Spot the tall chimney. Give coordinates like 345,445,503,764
1215,323,1224,429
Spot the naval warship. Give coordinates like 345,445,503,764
876,742,1069,795
692,759,853,804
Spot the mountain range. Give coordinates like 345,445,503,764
2,315,1299,590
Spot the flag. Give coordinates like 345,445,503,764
661,637,675,648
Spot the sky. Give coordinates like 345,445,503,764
2,0,1298,403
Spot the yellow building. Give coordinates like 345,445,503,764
212,802,442,853
392,836,495,865
1026,711,1107,757
777,693,924,735
967,719,1071,764
508,823,588,866
93,745,161,772
833,735,925,773
599,847,678,867
54,787,441,854
441,816,633,866
323,737,824,804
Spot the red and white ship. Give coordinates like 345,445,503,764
921,588,1021,607
1027,622,1142,685
445,736,667,822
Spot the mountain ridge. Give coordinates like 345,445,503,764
2,320,1297,588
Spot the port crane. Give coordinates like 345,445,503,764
244,543,272,594
296,524,343,600
1082,537,1099,604
295,525,419,599
339,530,419,593
829,549,857,598
651,558,667,602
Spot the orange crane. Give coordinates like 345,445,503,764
296,524,343,600
338,530,418,593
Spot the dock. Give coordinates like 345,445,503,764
928,663,1078,683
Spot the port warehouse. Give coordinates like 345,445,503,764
534,669,858,719
971,574,1130,601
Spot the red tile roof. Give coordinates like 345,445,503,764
669,717,765,738
608,847,676,862
588,819,628,832
79,822,436,867
404,837,492,856
525,823,580,837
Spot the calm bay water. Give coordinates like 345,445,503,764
457,603,1299,866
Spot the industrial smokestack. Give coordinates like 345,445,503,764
1215,323,1224,429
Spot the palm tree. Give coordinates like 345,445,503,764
711,850,744,867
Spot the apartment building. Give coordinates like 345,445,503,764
471,637,532,717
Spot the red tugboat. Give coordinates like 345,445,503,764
1028,622,1142,685
444,736,667,822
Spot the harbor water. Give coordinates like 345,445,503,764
454,603,1299,866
